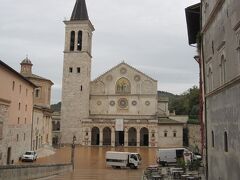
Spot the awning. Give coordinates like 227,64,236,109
185,3,201,45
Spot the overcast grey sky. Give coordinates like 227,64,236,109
0,0,200,104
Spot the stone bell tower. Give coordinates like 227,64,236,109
61,0,94,144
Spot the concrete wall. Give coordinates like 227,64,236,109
0,99,10,165
206,84,240,180
0,163,72,180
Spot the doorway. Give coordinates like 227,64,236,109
140,127,149,146
115,131,124,146
7,147,11,165
91,127,100,145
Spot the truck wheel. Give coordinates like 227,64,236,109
129,164,135,169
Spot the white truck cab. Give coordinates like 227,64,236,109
106,151,141,169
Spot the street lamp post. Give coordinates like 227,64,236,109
71,135,76,170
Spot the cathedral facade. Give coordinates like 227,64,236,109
61,0,183,147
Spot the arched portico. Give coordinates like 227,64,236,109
128,127,137,146
91,127,100,145
140,127,149,146
103,127,111,146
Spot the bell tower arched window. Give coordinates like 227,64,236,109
77,31,83,51
70,31,75,51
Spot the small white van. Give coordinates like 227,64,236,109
156,148,193,166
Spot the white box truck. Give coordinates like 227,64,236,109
156,148,193,166
106,151,141,169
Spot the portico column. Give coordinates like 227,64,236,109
111,128,115,147
137,128,140,147
99,128,103,146
124,129,128,147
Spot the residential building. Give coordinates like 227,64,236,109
52,111,61,147
0,60,36,165
186,0,240,179
20,58,53,150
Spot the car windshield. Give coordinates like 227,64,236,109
25,152,33,155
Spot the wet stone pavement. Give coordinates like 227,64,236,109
34,146,158,180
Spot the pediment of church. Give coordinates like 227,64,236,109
90,62,157,95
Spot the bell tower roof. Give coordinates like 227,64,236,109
70,0,89,21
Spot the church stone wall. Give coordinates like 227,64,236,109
90,63,158,116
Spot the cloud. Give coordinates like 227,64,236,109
0,0,200,104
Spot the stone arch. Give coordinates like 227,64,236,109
103,127,111,146
115,77,131,94
141,80,153,94
91,127,100,145
140,127,149,146
128,127,137,146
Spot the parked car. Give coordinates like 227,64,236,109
21,151,37,162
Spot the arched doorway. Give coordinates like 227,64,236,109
128,127,137,146
52,136,59,147
103,127,111,146
140,127,149,146
91,127,100,145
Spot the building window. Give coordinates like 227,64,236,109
18,103,21,110
35,88,40,98
18,117,20,124
25,118,27,124
173,131,177,137
220,55,226,85
48,87,51,102
77,67,80,73
19,85,22,93
207,67,213,92
12,81,15,91
236,30,240,69
212,41,214,54
212,130,215,148
77,31,83,51
224,131,228,152
25,105,27,111
86,132,88,136
164,131,168,137
152,133,155,138
70,31,75,51
69,67,73,73
80,85,83,91
17,134,19,142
